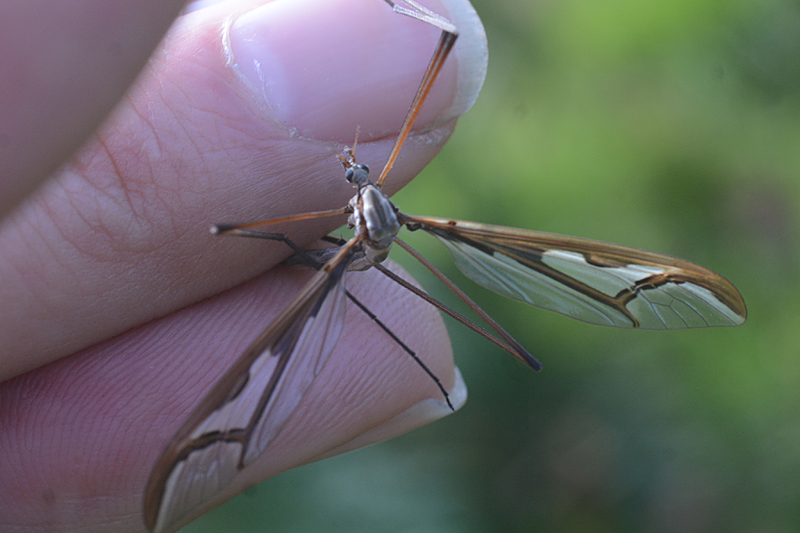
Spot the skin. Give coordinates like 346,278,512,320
0,0,472,530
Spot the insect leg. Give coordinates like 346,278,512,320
375,1,459,189
346,292,454,410
392,238,543,370
211,227,325,266
216,229,453,406
211,206,350,235
321,236,454,408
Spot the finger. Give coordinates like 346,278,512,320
0,261,460,532
0,0,488,380
0,0,188,217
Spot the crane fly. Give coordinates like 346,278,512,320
143,1,747,531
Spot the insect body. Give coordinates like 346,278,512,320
143,1,746,531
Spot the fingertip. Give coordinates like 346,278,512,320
439,0,489,121
316,366,467,460
222,0,486,142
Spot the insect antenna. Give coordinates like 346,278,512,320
336,127,361,170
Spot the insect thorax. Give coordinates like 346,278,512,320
349,184,401,265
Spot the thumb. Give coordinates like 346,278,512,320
0,0,487,379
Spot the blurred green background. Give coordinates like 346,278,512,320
185,0,800,531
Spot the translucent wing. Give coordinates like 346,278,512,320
404,216,746,329
143,240,360,533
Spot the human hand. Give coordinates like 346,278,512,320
0,0,486,531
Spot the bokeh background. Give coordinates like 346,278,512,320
185,0,799,531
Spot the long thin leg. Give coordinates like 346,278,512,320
373,263,517,353
373,262,540,371
215,228,453,407
394,238,543,371
375,2,459,189
322,237,523,361
346,293,453,410
211,206,350,235
210,228,320,260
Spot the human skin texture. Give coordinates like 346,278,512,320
0,0,487,530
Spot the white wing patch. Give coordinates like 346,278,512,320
152,442,242,533
437,237,634,327
543,250,664,296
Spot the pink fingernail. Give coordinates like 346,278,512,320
227,0,485,142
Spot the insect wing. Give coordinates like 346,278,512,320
406,216,746,329
144,241,360,533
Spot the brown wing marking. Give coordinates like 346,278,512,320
144,239,362,533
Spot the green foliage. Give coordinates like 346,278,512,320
187,0,800,531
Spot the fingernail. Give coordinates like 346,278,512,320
316,366,468,460
226,0,487,142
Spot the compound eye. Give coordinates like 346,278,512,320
345,168,355,183
360,164,369,173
